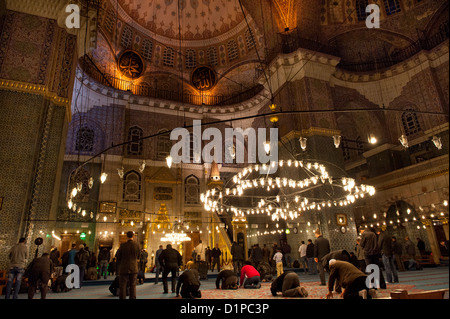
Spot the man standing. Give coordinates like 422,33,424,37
377,228,399,283
211,244,222,272
231,241,244,275
417,238,426,256
262,244,270,264
282,243,292,268
67,243,78,266
98,247,111,280
306,239,317,275
392,236,405,272
195,240,206,262
360,227,386,289
355,238,366,271
27,253,53,299
5,237,28,299
75,244,89,287
298,241,308,273
159,244,182,294
405,237,417,270
50,246,60,267
115,231,140,299
252,244,263,268
314,230,330,286
154,245,164,284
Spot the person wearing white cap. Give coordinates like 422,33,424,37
326,260,377,299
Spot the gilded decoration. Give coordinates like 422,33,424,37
118,50,145,79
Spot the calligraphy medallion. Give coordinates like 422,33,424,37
118,50,145,79
191,66,217,91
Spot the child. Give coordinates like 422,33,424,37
273,249,284,277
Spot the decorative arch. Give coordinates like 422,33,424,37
127,126,144,156
185,175,200,205
123,170,142,203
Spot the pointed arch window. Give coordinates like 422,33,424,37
185,175,200,205
227,40,239,61
121,25,133,49
163,47,175,67
141,39,153,62
207,47,218,66
245,28,256,50
123,171,142,202
127,126,143,156
185,49,197,69
157,129,172,161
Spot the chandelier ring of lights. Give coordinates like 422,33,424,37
201,159,376,222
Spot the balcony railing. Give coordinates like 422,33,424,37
79,55,265,107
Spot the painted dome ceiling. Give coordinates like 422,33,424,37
112,0,248,45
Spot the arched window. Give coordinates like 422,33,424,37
121,25,133,49
207,47,218,66
227,40,239,61
127,126,143,155
185,175,200,205
402,109,422,136
383,0,401,16
163,47,175,67
104,9,116,34
123,171,141,202
341,136,351,162
75,126,94,153
356,0,370,21
245,28,256,50
157,129,172,160
185,49,197,69
141,39,153,62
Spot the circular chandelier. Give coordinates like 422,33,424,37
201,159,376,222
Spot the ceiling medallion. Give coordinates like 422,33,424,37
118,50,145,79
191,66,217,91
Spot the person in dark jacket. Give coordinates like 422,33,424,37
263,244,270,264
176,269,201,299
75,244,89,287
211,244,222,272
50,246,60,267
154,245,164,284
108,258,117,276
252,244,263,267
314,230,330,285
417,238,426,256
231,241,244,275
28,253,53,299
326,260,376,300
216,269,239,289
115,231,140,299
270,271,308,298
138,249,148,284
282,243,292,268
98,248,111,279
306,239,317,275
392,236,405,272
377,228,399,283
321,249,351,293
159,244,182,294
404,237,418,270
360,228,386,289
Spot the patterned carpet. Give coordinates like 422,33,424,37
1,266,447,299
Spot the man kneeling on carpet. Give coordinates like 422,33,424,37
240,261,261,289
326,259,377,300
216,269,239,290
270,271,308,298
176,269,202,299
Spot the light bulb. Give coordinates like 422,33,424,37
88,177,94,189
333,135,341,148
432,136,442,150
264,142,271,155
166,155,173,168
71,187,78,198
100,172,108,184
399,134,409,148
139,160,146,173
368,134,377,145
299,137,307,151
